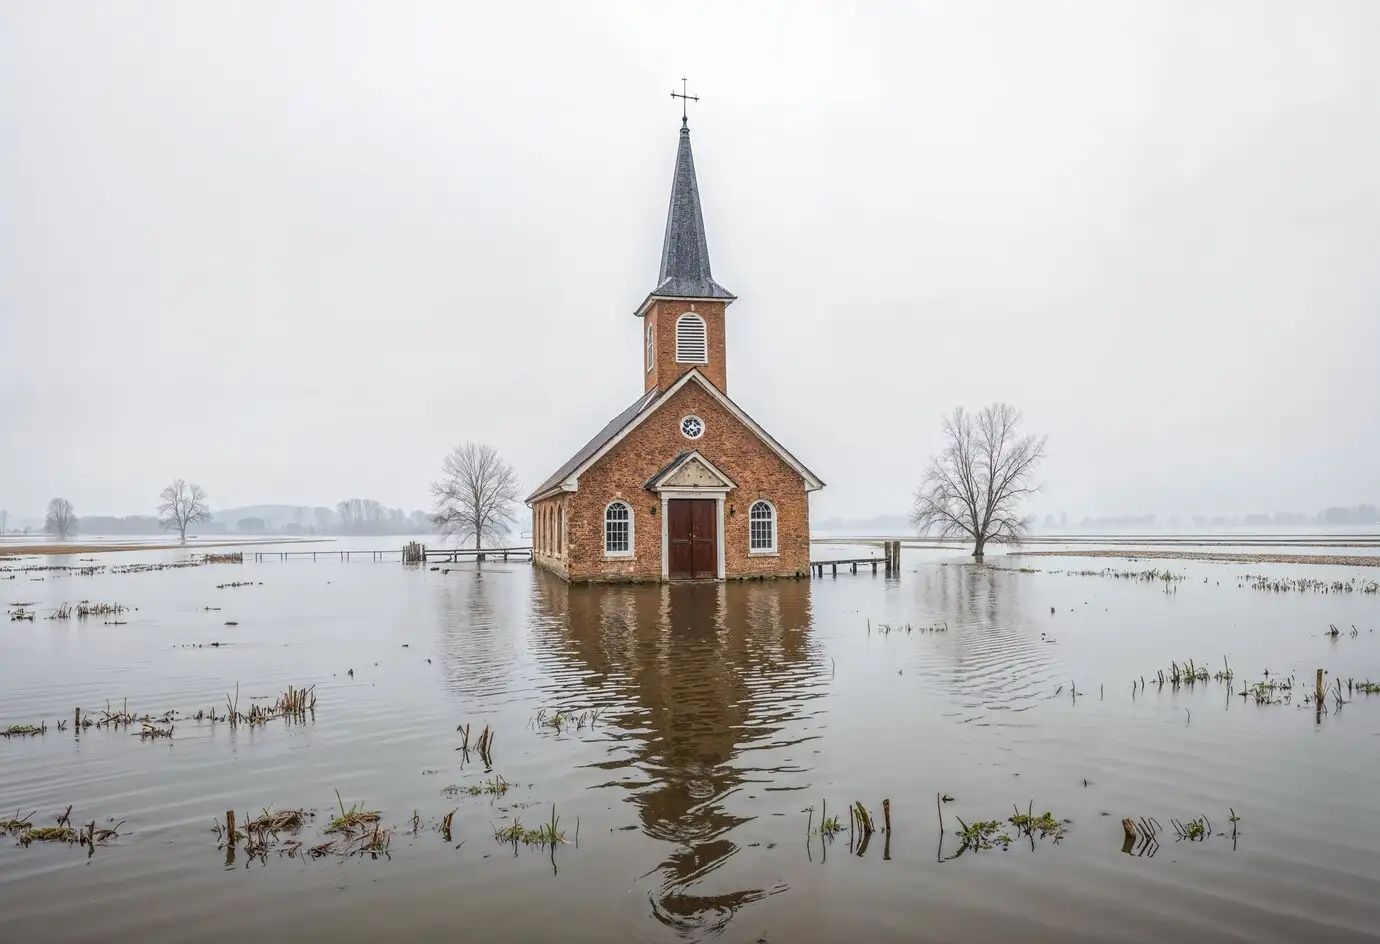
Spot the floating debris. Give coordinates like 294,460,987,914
1,723,46,738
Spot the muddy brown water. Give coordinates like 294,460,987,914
3,541,1380,943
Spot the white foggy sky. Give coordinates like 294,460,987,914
2,1,1377,522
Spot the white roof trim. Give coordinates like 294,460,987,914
564,370,825,493
634,293,737,318
647,450,738,491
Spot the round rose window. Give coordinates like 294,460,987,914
680,415,704,440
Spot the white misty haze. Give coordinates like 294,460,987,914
1,1,1377,524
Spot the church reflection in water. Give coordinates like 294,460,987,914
530,573,826,937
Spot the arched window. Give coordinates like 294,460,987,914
604,501,633,556
749,500,776,553
675,313,707,364
646,321,655,373
556,506,563,555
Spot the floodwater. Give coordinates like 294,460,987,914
3,538,1380,943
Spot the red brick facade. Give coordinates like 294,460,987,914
532,377,814,583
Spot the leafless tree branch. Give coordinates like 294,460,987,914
158,479,210,543
910,403,1047,560
44,497,78,540
430,442,520,550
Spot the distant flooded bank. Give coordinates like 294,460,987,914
1010,548,1380,567
4,537,1380,942
0,537,325,558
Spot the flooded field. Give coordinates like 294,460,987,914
3,539,1380,943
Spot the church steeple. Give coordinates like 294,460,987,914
651,120,735,302
638,91,735,396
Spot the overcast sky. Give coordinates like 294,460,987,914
2,1,1377,522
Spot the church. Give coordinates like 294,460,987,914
526,109,824,582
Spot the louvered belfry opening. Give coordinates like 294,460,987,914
675,313,708,364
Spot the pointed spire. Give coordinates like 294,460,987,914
650,122,734,301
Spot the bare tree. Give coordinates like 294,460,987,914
45,497,78,540
431,442,520,550
158,479,210,543
0,508,7,536
910,403,1047,561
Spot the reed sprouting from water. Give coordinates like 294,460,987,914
1172,815,1210,841
1,723,46,738
1065,567,1186,583
493,805,566,848
326,790,381,836
953,817,1012,851
10,809,123,849
457,722,495,762
47,601,127,620
201,552,244,564
1009,804,1067,842
223,684,316,727
872,621,947,635
0,810,37,834
531,707,605,732
443,775,509,799
1243,574,1379,595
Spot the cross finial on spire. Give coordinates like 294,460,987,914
670,77,698,128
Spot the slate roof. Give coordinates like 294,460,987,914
525,388,659,503
646,121,735,303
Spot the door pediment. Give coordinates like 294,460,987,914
646,450,736,492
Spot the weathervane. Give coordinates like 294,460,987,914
670,77,699,126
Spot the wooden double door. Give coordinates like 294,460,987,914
667,498,718,580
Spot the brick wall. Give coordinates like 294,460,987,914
642,299,729,395
531,494,569,580
561,378,812,582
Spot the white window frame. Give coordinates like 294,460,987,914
748,500,778,555
675,312,708,364
603,500,634,558
646,321,655,373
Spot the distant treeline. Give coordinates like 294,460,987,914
1046,504,1379,529
51,499,434,537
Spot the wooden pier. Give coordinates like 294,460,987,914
251,545,532,563
810,541,901,578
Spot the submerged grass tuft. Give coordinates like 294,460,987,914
325,790,381,835
493,805,566,848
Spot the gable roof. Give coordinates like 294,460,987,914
523,388,658,503
525,370,824,503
